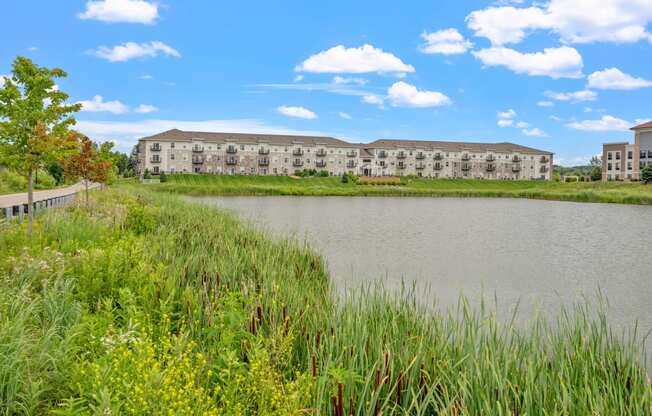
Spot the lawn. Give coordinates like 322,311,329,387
153,174,652,205
1,185,649,414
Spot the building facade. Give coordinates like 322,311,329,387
137,129,554,180
602,121,652,181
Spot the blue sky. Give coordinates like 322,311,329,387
2,0,651,165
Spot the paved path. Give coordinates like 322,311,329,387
0,182,99,208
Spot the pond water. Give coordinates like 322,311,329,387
191,196,652,362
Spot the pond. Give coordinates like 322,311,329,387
191,196,652,362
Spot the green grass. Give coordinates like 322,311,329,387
0,185,650,415
153,174,652,204
0,168,59,195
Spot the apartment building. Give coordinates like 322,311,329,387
137,129,554,180
602,120,652,181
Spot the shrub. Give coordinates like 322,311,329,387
642,164,652,184
159,171,168,183
143,169,152,179
317,170,329,177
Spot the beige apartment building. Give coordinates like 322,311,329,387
136,129,554,180
602,121,652,181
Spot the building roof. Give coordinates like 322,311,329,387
140,129,359,148
140,129,552,155
364,139,552,155
631,120,652,130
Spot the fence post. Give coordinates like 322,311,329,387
18,205,24,223
4,207,11,221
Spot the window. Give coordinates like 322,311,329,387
171,142,175,148
153,166,159,174
641,151,646,159
615,152,621,160
608,152,612,160
608,163,612,170
628,162,632,170
240,145,244,150
628,151,633,159
649,151,652,158
170,154,175,160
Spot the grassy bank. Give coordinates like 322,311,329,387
153,174,652,205
1,186,650,415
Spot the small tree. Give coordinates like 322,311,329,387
0,57,81,235
642,164,652,184
64,136,113,208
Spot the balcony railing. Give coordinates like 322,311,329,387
461,163,471,171
416,152,425,160
397,162,406,169
486,163,496,172
150,145,161,151
540,156,549,163
486,155,495,162
416,163,426,170
315,160,327,168
293,160,304,167
258,158,269,166
512,165,521,172
226,158,238,165
293,149,304,156
347,161,357,168
512,156,521,163
150,157,161,163
316,149,327,157
378,151,388,158
258,148,270,155
226,146,237,154
461,154,470,161
346,151,357,158
192,156,205,164
192,146,204,153
433,163,443,170
397,152,407,159
434,153,443,161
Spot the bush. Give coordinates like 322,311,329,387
316,170,329,177
642,164,652,184
143,169,151,179
159,171,168,183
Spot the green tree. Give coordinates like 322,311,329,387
47,161,65,185
589,156,602,181
642,164,652,184
0,57,81,235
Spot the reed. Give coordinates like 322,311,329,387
0,186,650,414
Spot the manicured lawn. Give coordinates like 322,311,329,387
154,174,652,204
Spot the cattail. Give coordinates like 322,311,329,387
316,331,321,350
396,371,403,406
256,305,263,323
282,305,287,322
374,369,381,391
348,396,354,416
331,396,338,416
337,383,344,416
284,316,290,336
251,315,257,335
311,354,317,377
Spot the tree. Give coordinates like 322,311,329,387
642,164,652,184
47,161,65,185
0,57,81,235
64,136,113,208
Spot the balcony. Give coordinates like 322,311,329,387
540,156,549,163
461,154,470,161
347,161,357,168
192,155,205,164
433,163,443,170
486,155,495,162
346,151,357,158
512,165,521,172
397,162,407,169
226,146,237,154
293,159,304,167
512,156,521,163
258,158,269,166
192,145,204,153
316,149,327,157
461,163,471,171
258,148,270,155
434,153,443,161
540,166,549,173
486,163,496,172
416,163,426,170
150,157,161,163
378,151,388,158
293,149,304,156
150,144,161,151
226,158,238,165
416,152,425,160
316,160,327,168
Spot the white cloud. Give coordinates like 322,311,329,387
420,28,473,55
338,111,352,120
0,74,8,87
522,127,547,137
332,76,368,85
362,95,384,106
516,121,530,128
550,115,562,122
387,81,451,108
78,0,158,24
295,44,415,74
139,74,153,80
135,104,158,113
91,41,180,62
473,46,583,79
466,1,652,45
293,75,304,82
28,46,38,52
277,105,317,119
537,101,554,107
75,119,330,152
566,115,631,132
497,109,517,119
77,95,129,114
544,89,597,102
497,119,514,127
587,68,652,90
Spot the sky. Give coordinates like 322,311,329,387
2,0,651,165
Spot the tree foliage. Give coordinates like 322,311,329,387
642,164,652,184
63,136,113,206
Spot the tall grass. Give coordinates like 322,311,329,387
154,174,652,204
0,186,650,414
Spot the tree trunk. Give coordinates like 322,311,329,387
27,169,34,236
